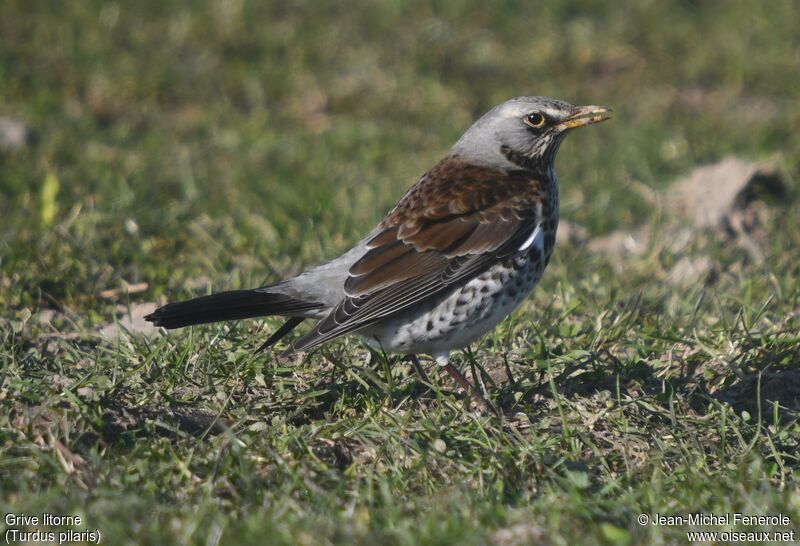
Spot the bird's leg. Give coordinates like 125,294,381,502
408,354,431,383
367,349,381,369
435,353,497,415
443,364,494,412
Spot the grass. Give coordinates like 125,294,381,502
2,0,800,544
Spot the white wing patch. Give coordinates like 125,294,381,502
517,223,544,252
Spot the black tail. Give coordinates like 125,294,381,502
145,289,324,329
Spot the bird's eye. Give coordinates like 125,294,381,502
524,112,546,128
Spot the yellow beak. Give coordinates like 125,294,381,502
558,105,613,130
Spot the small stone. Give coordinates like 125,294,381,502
0,117,28,152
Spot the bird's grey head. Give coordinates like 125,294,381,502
451,96,612,171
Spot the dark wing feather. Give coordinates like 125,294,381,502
288,156,550,354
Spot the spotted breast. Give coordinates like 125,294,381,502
359,162,559,360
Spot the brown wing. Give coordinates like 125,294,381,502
289,155,551,353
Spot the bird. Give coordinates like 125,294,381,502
145,96,611,411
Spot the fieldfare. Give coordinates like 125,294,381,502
146,96,611,410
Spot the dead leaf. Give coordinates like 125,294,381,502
37,309,57,325
99,302,158,339
669,157,785,229
579,156,788,266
